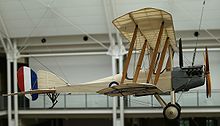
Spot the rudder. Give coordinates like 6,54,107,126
17,66,38,101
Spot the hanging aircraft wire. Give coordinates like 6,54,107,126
192,0,206,66
175,33,191,66
18,0,70,84
17,1,71,87
18,0,55,53
18,0,108,54
15,0,110,84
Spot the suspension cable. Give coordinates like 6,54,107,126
192,0,206,66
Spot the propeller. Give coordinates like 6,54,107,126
204,47,211,98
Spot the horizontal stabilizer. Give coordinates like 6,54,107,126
3,89,56,96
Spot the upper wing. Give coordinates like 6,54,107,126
113,7,178,52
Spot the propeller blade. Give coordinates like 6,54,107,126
206,73,211,98
205,47,210,72
205,47,211,98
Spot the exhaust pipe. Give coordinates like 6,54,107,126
179,38,183,68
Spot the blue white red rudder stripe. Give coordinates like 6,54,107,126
17,66,38,101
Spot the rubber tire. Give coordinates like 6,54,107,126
175,102,181,112
108,81,119,87
167,102,181,111
163,103,181,120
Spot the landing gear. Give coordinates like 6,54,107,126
163,103,181,120
109,81,119,87
163,91,181,120
153,91,181,122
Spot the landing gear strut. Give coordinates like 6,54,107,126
163,91,181,120
155,91,181,120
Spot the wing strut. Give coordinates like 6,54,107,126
165,50,174,71
154,37,170,84
121,25,138,84
146,21,165,83
133,40,148,83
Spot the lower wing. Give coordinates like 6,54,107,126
97,83,163,97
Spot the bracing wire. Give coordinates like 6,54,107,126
192,0,206,66
31,56,56,75
133,39,137,76
44,42,70,83
177,78,192,102
31,56,69,85
125,96,158,107
36,0,108,50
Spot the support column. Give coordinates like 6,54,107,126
110,0,125,125
119,55,124,126
112,56,117,126
6,54,12,126
0,9,14,126
13,41,18,126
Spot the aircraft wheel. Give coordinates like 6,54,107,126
109,81,119,87
163,103,180,120
175,102,181,111
167,102,181,111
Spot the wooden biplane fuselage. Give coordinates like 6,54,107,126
4,7,211,121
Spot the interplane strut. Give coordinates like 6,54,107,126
147,21,165,83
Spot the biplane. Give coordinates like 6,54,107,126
3,8,211,120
